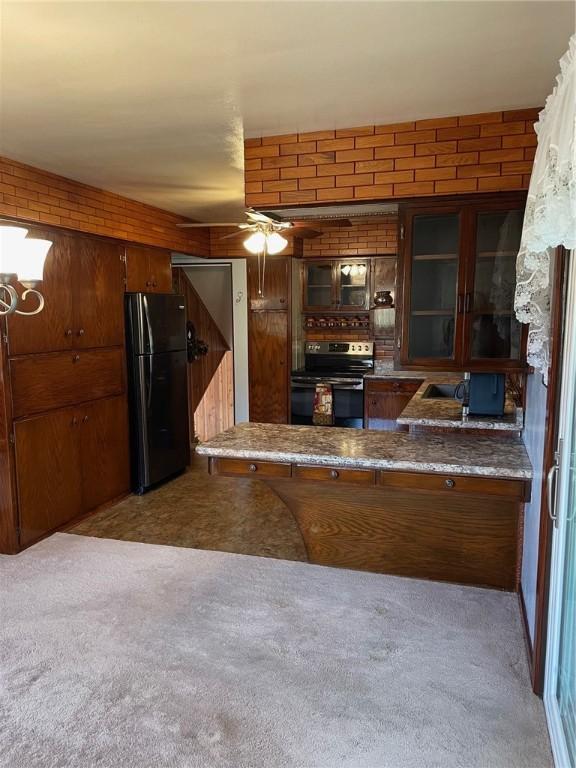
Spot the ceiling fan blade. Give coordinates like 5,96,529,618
246,211,274,224
219,231,246,241
286,227,322,239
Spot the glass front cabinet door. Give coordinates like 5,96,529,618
399,197,527,370
303,261,334,310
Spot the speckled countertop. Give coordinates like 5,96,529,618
196,423,532,480
396,376,523,432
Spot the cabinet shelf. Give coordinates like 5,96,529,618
411,309,454,316
413,253,458,261
476,251,518,259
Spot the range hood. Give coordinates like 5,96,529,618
255,202,398,222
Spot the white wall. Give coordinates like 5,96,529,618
521,371,548,643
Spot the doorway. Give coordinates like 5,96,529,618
545,252,576,767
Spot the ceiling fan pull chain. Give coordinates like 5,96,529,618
261,246,266,298
257,251,262,297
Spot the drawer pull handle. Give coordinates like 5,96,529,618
330,469,339,479
65,329,73,337
72,354,80,363
78,328,85,337
83,415,89,423
248,463,257,473
445,478,455,489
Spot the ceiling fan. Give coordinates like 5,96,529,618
177,210,351,297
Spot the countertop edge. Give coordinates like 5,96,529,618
196,445,532,481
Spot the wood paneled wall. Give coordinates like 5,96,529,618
0,156,209,255
244,108,539,208
194,351,234,442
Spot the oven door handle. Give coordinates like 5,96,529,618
291,381,364,391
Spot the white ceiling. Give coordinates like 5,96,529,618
0,1,572,221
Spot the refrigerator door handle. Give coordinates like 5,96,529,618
147,355,154,409
142,294,154,354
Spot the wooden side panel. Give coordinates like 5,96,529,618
6,230,74,356
364,379,423,431
269,479,521,590
74,239,125,349
248,311,289,424
79,395,130,512
10,348,124,418
14,407,83,547
0,322,18,553
194,350,234,442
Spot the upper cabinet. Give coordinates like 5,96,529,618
397,196,526,371
125,245,172,293
303,259,370,311
7,232,125,357
247,254,289,311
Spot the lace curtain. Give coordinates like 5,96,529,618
514,35,576,382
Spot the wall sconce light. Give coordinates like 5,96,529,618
0,225,51,316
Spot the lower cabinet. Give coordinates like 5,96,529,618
14,395,129,547
364,378,423,431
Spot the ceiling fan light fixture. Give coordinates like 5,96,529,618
243,230,266,254
265,232,288,255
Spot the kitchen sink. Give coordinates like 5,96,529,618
422,383,458,399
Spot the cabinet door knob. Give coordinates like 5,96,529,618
248,463,257,473
83,415,89,423
152,281,157,288
72,354,80,363
146,281,151,287
77,329,84,337
71,417,78,427
280,297,286,304
445,478,455,489
330,469,339,479
65,329,73,337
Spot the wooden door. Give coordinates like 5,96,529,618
398,205,466,369
462,199,527,370
247,255,289,310
125,245,152,292
6,231,74,356
14,407,82,546
79,395,130,511
249,311,289,423
364,379,423,431
303,261,335,311
335,259,370,310
148,249,173,293
74,239,125,349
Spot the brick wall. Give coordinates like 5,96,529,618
244,108,538,208
303,216,397,257
0,156,210,254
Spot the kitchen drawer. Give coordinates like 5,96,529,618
378,470,529,501
365,378,423,395
294,464,376,486
10,347,125,418
209,458,292,478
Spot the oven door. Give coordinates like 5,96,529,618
290,379,364,428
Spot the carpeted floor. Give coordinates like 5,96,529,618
0,533,551,768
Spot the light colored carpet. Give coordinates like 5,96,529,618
0,533,551,768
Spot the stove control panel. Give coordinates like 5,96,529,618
305,341,374,356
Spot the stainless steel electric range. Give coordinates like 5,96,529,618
290,341,374,428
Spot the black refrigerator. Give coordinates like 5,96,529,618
125,293,189,494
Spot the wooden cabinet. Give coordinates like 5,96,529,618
14,396,129,545
397,195,527,370
364,378,423,431
6,232,125,356
247,255,289,310
10,348,124,418
14,407,83,547
248,311,289,423
125,245,172,293
79,396,130,512
303,259,370,311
